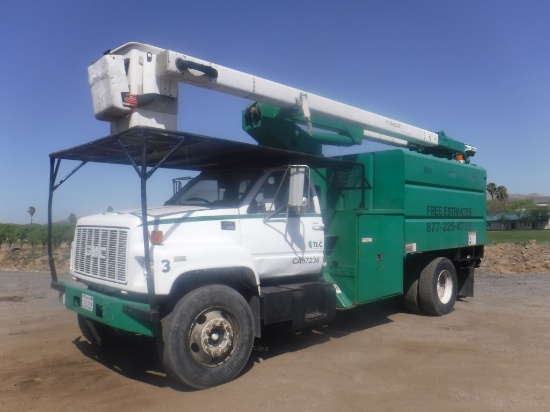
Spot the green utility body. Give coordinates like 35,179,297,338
242,100,485,309
319,149,486,307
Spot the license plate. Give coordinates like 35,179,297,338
82,294,94,312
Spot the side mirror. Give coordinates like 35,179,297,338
288,166,309,212
172,176,192,195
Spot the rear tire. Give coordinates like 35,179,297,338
403,278,423,314
418,257,458,316
160,285,255,389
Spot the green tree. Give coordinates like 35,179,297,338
51,222,75,248
68,213,77,224
0,224,6,249
487,199,507,216
61,223,75,245
506,199,535,222
28,206,36,225
27,224,47,249
2,224,19,249
17,225,30,249
529,204,550,223
495,186,509,201
486,182,497,200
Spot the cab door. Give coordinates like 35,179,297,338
240,169,324,280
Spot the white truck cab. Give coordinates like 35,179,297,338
71,166,324,297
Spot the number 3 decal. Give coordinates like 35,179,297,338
161,259,171,273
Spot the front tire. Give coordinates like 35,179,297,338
418,257,458,316
161,285,255,389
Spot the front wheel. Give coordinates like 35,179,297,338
418,257,458,316
160,285,255,389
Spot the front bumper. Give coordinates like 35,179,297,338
59,281,158,337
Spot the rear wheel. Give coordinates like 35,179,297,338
160,284,255,389
418,257,458,316
403,278,423,314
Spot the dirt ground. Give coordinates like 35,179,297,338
1,267,549,412
480,243,550,273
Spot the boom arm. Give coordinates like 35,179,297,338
89,42,476,161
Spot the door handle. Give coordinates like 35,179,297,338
312,224,325,231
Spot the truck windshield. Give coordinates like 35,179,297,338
165,170,261,207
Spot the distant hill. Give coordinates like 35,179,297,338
508,193,550,204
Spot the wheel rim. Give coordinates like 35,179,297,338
437,269,453,304
188,308,237,367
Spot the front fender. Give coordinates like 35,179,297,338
153,242,259,295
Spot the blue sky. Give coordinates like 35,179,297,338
1,0,549,224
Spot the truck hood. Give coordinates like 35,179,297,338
76,205,237,228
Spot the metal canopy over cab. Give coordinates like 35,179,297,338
49,126,353,171
47,126,354,317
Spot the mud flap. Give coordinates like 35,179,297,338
457,264,475,298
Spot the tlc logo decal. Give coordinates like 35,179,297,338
308,241,323,248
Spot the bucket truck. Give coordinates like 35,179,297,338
48,43,486,389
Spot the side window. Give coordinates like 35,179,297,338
248,172,285,213
214,178,253,206
165,171,258,207
174,178,220,205
248,171,316,214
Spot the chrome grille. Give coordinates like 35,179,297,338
74,226,128,283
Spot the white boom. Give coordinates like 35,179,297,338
89,42,472,153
